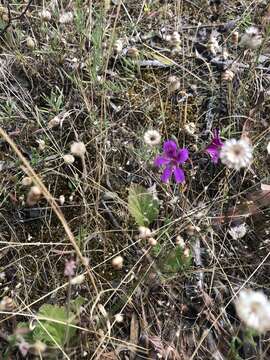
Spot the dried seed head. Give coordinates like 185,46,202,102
70,142,86,157
59,11,74,24
63,154,75,164
127,47,139,58
240,26,262,50
184,122,196,135
171,31,181,46
148,237,157,246
114,39,123,53
143,130,161,146
231,31,239,46
114,313,124,323
168,76,180,92
33,341,47,354
228,223,248,239
39,9,51,21
37,139,45,150
0,296,15,311
175,235,185,248
26,36,36,49
21,177,32,187
138,226,152,239
112,255,123,269
222,69,234,81
26,186,42,206
48,116,60,129
267,141,270,154
220,138,253,170
59,195,65,206
70,274,85,285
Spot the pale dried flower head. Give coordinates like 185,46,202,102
70,142,86,157
33,340,47,354
114,39,123,53
240,26,262,50
220,138,253,170
168,75,180,92
21,177,32,187
59,11,74,24
39,9,51,21
37,139,45,150
127,47,139,58
143,130,161,146
114,313,124,323
235,289,270,333
228,223,248,240
0,296,14,311
222,69,234,81
112,255,123,269
63,154,75,164
59,195,65,206
267,141,270,155
148,237,157,246
138,226,152,239
26,186,42,206
48,116,60,129
170,31,181,46
70,274,85,285
184,122,196,135
175,235,185,248
26,36,36,49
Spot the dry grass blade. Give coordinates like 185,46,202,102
0,127,98,295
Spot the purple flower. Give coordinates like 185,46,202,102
154,140,189,183
205,129,223,164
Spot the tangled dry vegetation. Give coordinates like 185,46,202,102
1,0,270,359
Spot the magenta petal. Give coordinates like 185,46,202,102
161,166,173,183
176,148,189,164
174,167,185,183
163,140,177,157
154,156,170,167
206,145,219,163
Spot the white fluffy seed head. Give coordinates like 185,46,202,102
63,154,75,164
235,289,270,333
143,130,161,146
114,39,123,53
70,142,86,157
112,255,123,269
228,223,248,240
59,11,74,24
240,26,262,50
220,138,253,170
39,9,51,21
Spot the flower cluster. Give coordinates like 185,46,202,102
151,129,253,183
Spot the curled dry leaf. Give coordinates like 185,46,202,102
213,189,270,225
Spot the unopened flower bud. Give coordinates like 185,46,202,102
0,296,15,311
48,116,60,129
59,195,65,205
175,235,185,248
231,31,239,46
127,47,139,58
148,237,157,246
114,313,124,323
138,226,152,239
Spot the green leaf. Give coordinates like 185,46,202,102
161,246,191,273
33,304,76,346
128,185,159,226
70,296,86,314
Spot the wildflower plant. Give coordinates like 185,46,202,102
205,129,223,163
154,140,189,183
